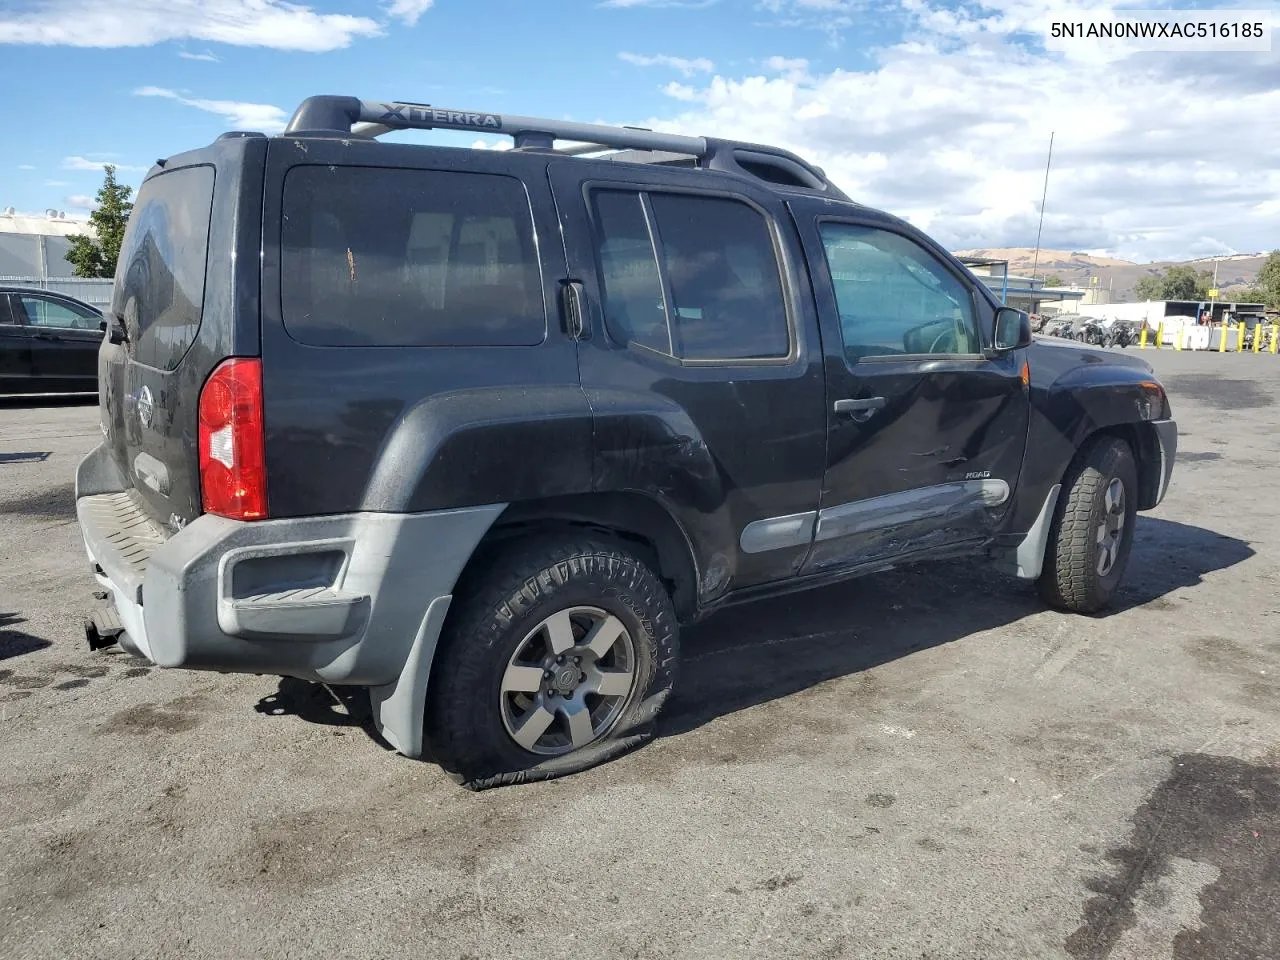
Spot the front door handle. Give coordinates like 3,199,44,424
834,397,886,420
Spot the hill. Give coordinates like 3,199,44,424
953,247,1269,301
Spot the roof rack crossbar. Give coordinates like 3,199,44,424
282,96,846,199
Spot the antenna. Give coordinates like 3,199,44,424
1030,131,1055,284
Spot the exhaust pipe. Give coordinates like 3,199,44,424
83,607,125,652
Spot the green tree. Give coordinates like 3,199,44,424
1256,250,1280,309
1135,274,1164,300
1043,274,1063,287
1134,265,1215,301
1159,265,1211,301
64,165,134,279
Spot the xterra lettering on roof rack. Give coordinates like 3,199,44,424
374,104,502,129
281,95,850,200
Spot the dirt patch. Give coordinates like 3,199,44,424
1165,377,1274,410
0,480,75,518
1066,753,1280,960
99,697,206,735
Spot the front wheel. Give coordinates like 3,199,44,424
425,534,679,789
1037,436,1138,613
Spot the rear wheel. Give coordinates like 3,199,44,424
425,534,678,789
1037,436,1138,613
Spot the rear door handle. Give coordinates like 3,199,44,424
834,397,886,418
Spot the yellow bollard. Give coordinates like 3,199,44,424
1139,324,1149,348
1174,323,1183,350
1219,324,1228,352
1254,324,1263,353
1238,323,1246,351
1156,320,1165,349
1271,324,1279,354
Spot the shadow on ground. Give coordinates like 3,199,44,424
0,613,53,661
257,517,1253,755
0,393,97,409
660,516,1251,737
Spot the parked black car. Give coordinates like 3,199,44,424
0,286,103,394
75,95,1178,789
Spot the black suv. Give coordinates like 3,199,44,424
76,96,1177,789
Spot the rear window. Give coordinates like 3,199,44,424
112,165,215,371
280,166,546,347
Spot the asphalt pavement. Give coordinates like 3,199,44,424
2,349,1278,960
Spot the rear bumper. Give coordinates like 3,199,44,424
75,444,505,755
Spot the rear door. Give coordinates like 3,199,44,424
790,204,1030,574
99,138,266,531
11,293,102,383
549,160,827,594
0,294,35,383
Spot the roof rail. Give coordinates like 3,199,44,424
282,96,847,199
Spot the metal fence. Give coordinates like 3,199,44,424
0,275,114,306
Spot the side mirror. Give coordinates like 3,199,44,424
993,307,1033,351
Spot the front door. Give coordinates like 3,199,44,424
791,206,1031,574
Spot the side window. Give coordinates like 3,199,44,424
18,296,100,330
591,189,791,361
591,191,670,354
819,222,979,361
281,166,545,347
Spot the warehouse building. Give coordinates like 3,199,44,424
0,208,113,306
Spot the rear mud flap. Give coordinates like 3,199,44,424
454,687,672,791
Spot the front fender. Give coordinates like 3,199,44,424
1008,344,1170,533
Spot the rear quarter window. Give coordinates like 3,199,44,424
113,165,215,371
280,166,546,347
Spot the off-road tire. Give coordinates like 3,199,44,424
424,534,679,790
1037,436,1138,614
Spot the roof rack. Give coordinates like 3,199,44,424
282,96,848,200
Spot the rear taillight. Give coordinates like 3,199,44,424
198,358,267,520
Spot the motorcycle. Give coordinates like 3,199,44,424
1105,321,1137,348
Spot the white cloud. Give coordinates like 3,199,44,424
18,164,36,170
762,55,809,74
661,81,699,101
66,194,96,209
640,0,1280,261
0,0,381,52
62,156,147,172
386,0,434,25
619,51,715,76
178,49,219,61
134,85,288,133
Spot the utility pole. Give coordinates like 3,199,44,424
1030,131,1055,285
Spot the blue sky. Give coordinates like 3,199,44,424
1,0,1277,262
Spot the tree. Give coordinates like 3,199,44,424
1257,250,1280,309
1159,265,1211,301
1134,274,1164,301
1133,265,1214,302
1043,274,1063,287
65,165,133,279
